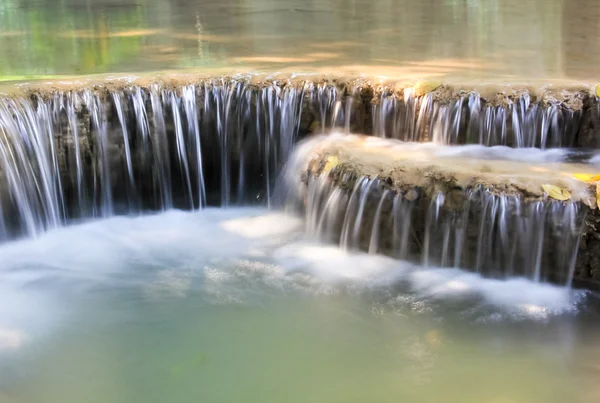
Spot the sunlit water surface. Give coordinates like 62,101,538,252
1,208,600,403
1,0,600,80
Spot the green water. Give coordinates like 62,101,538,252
1,209,600,403
1,0,599,80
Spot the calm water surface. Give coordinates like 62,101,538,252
1,208,600,403
1,0,599,80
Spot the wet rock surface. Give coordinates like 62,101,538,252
294,135,600,289
5,73,600,148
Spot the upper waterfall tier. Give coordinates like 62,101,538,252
3,74,599,149
0,74,598,240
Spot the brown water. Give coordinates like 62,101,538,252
1,0,599,80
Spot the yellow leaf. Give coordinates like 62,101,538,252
414,80,442,97
573,173,600,183
596,183,600,209
322,155,338,172
542,184,571,201
596,84,600,98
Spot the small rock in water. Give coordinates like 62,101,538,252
405,189,419,201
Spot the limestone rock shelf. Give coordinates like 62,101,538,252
2,72,600,148
290,134,600,289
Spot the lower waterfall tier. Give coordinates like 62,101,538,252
284,134,600,288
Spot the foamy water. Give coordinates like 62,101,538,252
358,135,573,163
0,208,584,336
0,208,599,403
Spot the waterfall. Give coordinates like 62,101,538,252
0,75,596,287
0,78,306,239
370,90,584,148
298,172,584,286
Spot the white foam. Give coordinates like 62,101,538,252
295,132,572,164
221,212,302,238
407,268,580,315
590,153,600,165
271,241,582,317
0,208,296,340
0,208,586,347
273,241,410,283
371,133,568,163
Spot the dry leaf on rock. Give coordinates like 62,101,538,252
542,184,571,201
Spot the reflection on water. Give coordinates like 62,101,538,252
1,0,600,80
1,208,600,402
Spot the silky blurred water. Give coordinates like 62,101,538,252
2,1,600,401
1,0,600,80
1,208,600,403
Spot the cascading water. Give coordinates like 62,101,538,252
0,76,596,287
0,79,307,239
297,171,584,286
368,91,584,147
306,82,592,149
283,132,595,286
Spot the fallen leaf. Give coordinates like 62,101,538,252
573,173,600,183
542,184,571,201
414,80,442,97
322,155,338,172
